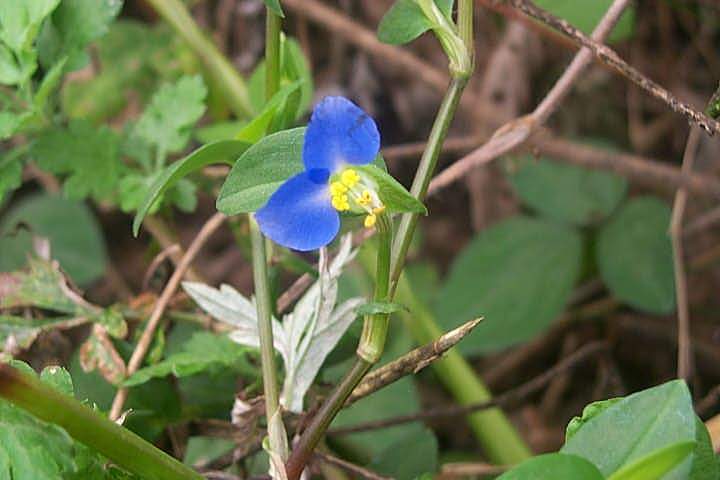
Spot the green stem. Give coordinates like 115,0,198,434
250,217,280,426
285,217,393,480
389,77,466,292
145,0,253,118
357,214,392,363
265,9,283,100
0,364,203,480
457,0,474,69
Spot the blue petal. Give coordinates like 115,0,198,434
255,172,340,251
303,96,380,174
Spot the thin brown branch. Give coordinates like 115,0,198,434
109,212,227,420
439,462,508,479
671,127,702,381
503,0,720,136
276,272,314,314
313,452,391,480
144,216,202,282
346,318,483,406
429,0,631,194
328,341,608,435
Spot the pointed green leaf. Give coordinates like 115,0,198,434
607,441,695,480
498,453,604,480
377,0,454,45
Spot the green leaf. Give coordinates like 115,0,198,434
377,0,454,45
235,79,303,143
33,55,67,110
0,0,60,53
183,436,235,467
262,0,284,17
40,365,74,396
132,75,207,157
31,120,121,200
534,0,635,43
565,397,622,441
0,150,23,202
505,150,627,226
356,164,427,214
369,426,439,478
355,301,407,316
497,453,605,479
248,36,313,119
596,196,675,314
0,314,76,351
434,216,582,354
607,441,695,480
561,380,701,479
132,140,250,236
0,194,107,285
217,127,305,215
37,0,123,70
122,332,255,387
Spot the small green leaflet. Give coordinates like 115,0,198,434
133,140,250,236
355,301,407,316
132,75,207,157
377,0,454,45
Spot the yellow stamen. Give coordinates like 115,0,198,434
372,205,386,215
364,214,377,228
332,194,350,211
340,169,360,188
357,189,373,206
330,181,347,196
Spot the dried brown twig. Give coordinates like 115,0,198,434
313,452,391,480
329,341,608,435
109,212,227,420
428,0,631,194
502,0,720,136
346,318,483,406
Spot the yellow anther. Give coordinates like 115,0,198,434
331,194,350,211
357,190,373,206
372,205,386,215
330,181,347,196
340,169,360,187
364,214,377,228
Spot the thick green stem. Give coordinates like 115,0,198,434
145,0,253,118
392,270,532,464
285,217,393,480
0,364,203,480
250,217,280,419
390,78,466,292
265,10,283,100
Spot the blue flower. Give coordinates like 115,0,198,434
256,96,385,251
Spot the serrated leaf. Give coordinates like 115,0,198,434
0,193,107,284
133,75,207,157
434,216,582,354
122,332,254,387
356,164,427,214
607,441,695,480
37,0,123,70
505,147,627,226
377,0,454,45
562,380,701,479
596,196,675,314
217,127,305,215
497,453,604,479
133,140,249,236
355,301,407,316
0,0,60,53
31,120,121,200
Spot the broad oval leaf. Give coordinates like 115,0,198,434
0,193,107,285
132,140,249,236
434,216,582,354
562,380,702,479
534,0,635,43
596,196,675,314
506,150,627,226
217,127,305,215
497,453,604,480
377,0,454,45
